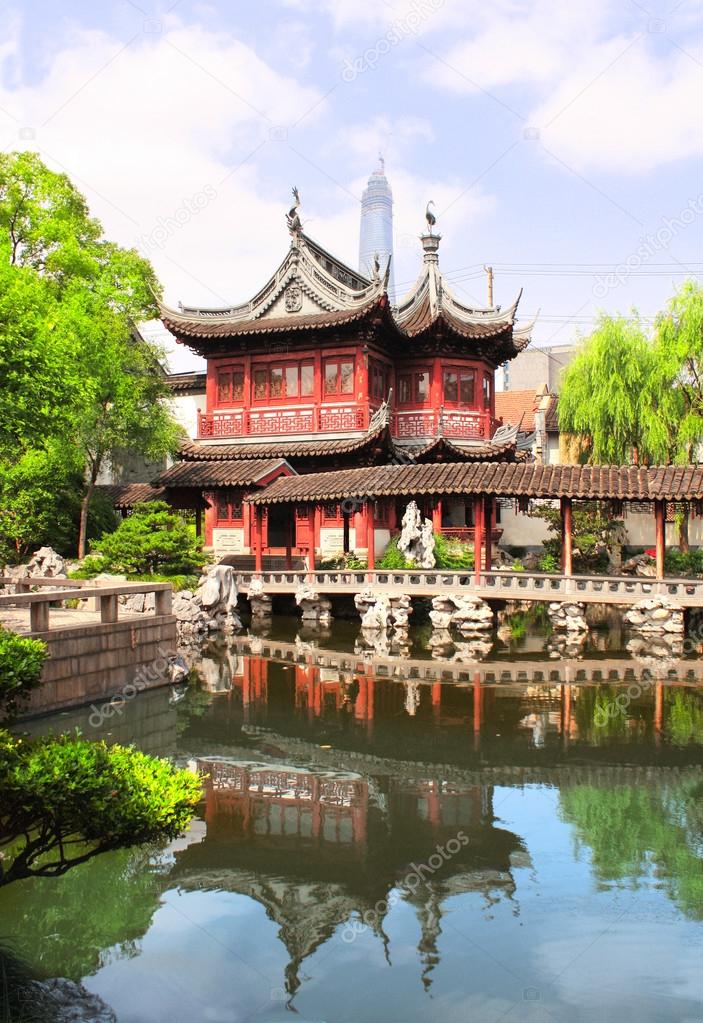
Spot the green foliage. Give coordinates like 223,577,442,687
558,314,657,463
0,846,167,981
534,501,614,574
665,690,703,746
538,552,560,572
664,548,703,578
378,533,476,570
320,551,367,570
0,732,201,886
378,536,414,569
433,533,475,570
0,628,46,720
0,152,182,558
91,502,205,576
560,782,703,917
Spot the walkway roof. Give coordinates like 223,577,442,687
246,461,703,505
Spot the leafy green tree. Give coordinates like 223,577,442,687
558,314,657,463
0,152,182,558
559,290,703,549
92,501,205,576
0,732,201,887
533,501,618,574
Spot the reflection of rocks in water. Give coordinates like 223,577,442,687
546,632,587,660
193,637,239,692
427,632,493,662
249,618,272,638
296,625,332,645
428,630,455,658
37,978,117,1022
451,638,493,662
355,627,411,658
404,681,421,716
627,634,684,668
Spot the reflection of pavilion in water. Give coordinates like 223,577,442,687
173,755,527,995
190,643,683,755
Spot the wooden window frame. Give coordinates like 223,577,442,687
370,359,390,401
442,365,478,409
251,360,314,404
215,491,244,525
396,367,432,408
322,356,356,398
215,365,245,406
482,372,492,410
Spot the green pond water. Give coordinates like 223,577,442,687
4,616,703,1022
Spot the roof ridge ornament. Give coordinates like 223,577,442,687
286,186,302,237
425,200,436,235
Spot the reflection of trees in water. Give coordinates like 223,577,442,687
666,690,703,746
559,781,703,918
573,686,635,745
0,847,167,980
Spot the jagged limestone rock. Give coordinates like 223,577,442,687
397,500,436,569
295,581,333,624
624,597,684,634
430,594,493,634
548,601,588,633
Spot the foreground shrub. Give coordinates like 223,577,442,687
433,533,474,570
378,536,413,569
90,501,205,576
0,628,46,718
0,732,201,887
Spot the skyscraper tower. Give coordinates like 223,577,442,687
358,157,395,302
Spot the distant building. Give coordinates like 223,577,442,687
358,158,395,302
499,343,579,392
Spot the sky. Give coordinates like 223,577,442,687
2,0,703,371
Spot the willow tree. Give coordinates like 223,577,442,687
558,315,658,463
559,297,703,550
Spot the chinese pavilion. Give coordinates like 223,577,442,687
157,194,533,562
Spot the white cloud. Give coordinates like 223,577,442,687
0,17,323,308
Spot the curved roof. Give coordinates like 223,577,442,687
393,234,532,355
160,229,390,344
161,215,533,357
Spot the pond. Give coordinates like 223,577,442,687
4,615,703,1022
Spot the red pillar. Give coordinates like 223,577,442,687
254,506,263,573
473,495,484,584
561,497,573,576
432,499,442,533
285,513,293,570
655,500,666,580
473,672,482,749
484,496,493,571
366,500,375,571
308,506,316,572
654,681,664,740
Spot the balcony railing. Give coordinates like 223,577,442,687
198,405,495,441
199,405,368,438
393,409,493,440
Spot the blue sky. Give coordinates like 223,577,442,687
3,0,703,370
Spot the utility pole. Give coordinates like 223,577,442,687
484,265,494,306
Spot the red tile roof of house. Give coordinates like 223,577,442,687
495,389,541,432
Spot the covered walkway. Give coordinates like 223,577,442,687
247,461,703,581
